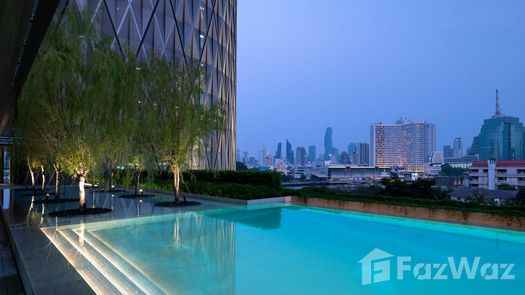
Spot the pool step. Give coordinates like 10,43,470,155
57,229,165,295
45,229,123,294
70,230,167,295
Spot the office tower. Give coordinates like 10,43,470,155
356,143,370,166
64,0,237,170
340,151,351,164
324,127,333,160
332,147,340,163
370,118,436,172
453,138,464,159
236,149,241,162
259,148,268,166
308,145,317,164
286,140,294,165
443,145,453,159
469,90,525,160
348,143,357,163
275,143,282,159
295,147,307,166
242,151,249,164
424,123,437,161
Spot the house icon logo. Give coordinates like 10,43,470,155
358,248,394,285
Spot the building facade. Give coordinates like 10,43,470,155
453,138,464,159
443,145,453,159
324,127,333,160
370,119,436,172
469,160,525,190
469,91,525,161
308,145,316,164
295,146,307,166
73,0,237,170
286,140,294,165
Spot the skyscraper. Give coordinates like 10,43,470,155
308,145,316,164
348,142,369,165
340,151,351,164
286,140,294,165
295,147,307,166
470,90,525,160
453,138,464,159
357,143,370,166
424,123,437,162
371,119,436,172
332,147,340,163
68,0,237,170
275,143,282,159
324,127,333,160
348,143,357,160
443,145,453,159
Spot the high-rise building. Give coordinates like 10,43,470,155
295,147,307,166
453,138,464,159
275,143,282,159
324,127,333,160
308,145,316,164
370,118,436,172
332,147,340,163
469,90,525,160
340,151,351,164
424,123,437,162
348,143,357,161
286,140,294,165
236,149,241,162
443,145,453,159
67,0,237,170
356,143,370,166
349,142,369,165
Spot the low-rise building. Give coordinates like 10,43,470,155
469,160,525,190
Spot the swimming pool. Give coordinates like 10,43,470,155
42,203,525,294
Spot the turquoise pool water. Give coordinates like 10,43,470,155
48,203,525,294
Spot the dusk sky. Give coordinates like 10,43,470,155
236,0,525,157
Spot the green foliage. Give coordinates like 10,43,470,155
381,177,438,199
516,188,525,206
139,55,225,201
236,161,248,171
287,187,525,217
182,170,281,189
497,183,517,191
136,170,282,200
440,164,467,176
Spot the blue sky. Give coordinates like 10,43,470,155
236,0,525,157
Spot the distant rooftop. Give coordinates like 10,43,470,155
472,160,525,168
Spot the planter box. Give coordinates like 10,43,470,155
291,196,525,231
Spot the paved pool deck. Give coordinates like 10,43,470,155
0,185,242,294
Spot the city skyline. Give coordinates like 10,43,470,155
237,0,525,157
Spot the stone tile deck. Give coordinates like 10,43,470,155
0,185,241,294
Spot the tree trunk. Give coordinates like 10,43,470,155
28,163,36,193
172,169,180,204
54,164,61,199
41,166,46,194
134,169,142,195
79,174,86,212
109,170,114,191
105,157,114,192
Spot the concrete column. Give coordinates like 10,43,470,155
488,159,496,190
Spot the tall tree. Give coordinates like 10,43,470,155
17,10,117,213
143,56,224,205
